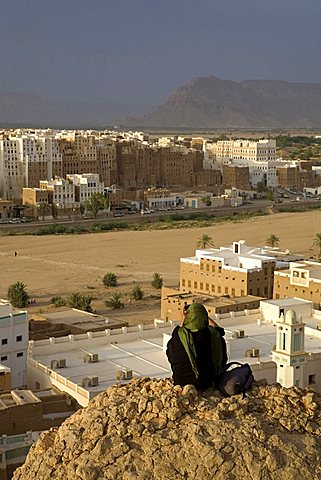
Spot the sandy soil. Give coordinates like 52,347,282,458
1,210,321,324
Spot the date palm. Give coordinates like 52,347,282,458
313,233,321,261
196,234,214,249
265,234,280,248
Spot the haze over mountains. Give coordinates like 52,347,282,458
2,76,321,129
0,92,152,128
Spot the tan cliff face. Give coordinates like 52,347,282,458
13,378,321,480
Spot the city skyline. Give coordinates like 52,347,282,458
1,0,321,106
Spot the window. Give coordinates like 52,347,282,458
293,334,300,352
17,352,23,358
1,339,8,346
16,335,22,342
200,283,203,290
194,282,197,289
0,355,7,362
182,279,186,287
308,374,316,385
225,287,228,294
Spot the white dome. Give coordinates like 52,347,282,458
285,309,297,325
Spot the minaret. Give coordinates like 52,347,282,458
272,309,308,388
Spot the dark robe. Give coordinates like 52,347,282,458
166,325,227,390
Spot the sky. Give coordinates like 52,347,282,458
0,0,321,106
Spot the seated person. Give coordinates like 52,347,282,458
166,302,227,390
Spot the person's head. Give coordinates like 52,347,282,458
181,302,209,331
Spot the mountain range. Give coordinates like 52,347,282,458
125,76,321,129
2,76,321,129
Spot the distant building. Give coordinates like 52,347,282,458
180,240,276,299
274,260,321,309
66,173,104,203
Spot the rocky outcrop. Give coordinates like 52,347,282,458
128,75,321,128
13,378,321,479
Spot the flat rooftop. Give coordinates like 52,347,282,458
39,308,127,332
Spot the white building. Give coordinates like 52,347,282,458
0,300,28,388
66,173,105,204
27,297,321,406
216,139,276,165
40,177,76,206
0,136,61,201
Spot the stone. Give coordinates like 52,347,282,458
12,380,321,480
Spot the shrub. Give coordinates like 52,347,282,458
103,272,118,287
68,292,93,312
132,284,144,301
51,296,66,307
151,272,163,289
7,281,30,308
105,292,124,309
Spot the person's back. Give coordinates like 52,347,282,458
166,303,227,390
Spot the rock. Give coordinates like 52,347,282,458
13,379,321,480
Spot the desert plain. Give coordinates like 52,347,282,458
1,210,321,324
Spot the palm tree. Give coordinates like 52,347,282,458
105,292,124,309
196,234,214,249
265,234,280,248
313,233,321,260
7,281,30,308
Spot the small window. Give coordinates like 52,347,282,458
1,355,7,362
1,339,8,345
16,335,22,342
17,352,23,358
308,374,316,385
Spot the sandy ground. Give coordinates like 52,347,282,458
1,210,321,324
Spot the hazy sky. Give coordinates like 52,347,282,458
1,0,320,105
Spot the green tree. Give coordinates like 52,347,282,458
105,292,124,309
102,272,118,287
84,193,109,218
203,196,212,207
265,234,280,248
132,284,144,301
196,234,215,249
7,281,30,308
151,272,163,289
313,233,321,260
68,292,93,312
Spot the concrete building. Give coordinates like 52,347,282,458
0,136,62,201
274,261,321,309
0,199,13,221
216,139,276,165
161,287,262,321
180,240,276,299
66,173,105,203
0,300,28,388
222,165,251,191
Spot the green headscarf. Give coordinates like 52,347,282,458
178,303,224,379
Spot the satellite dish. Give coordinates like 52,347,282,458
285,249,290,255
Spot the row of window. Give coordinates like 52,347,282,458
1,335,23,345
1,352,24,361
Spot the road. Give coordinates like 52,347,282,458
0,198,320,234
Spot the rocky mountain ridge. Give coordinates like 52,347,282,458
14,377,321,479
127,75,321,128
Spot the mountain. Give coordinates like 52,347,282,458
0,92,153,128
125,76,321,128
14,378,321,479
